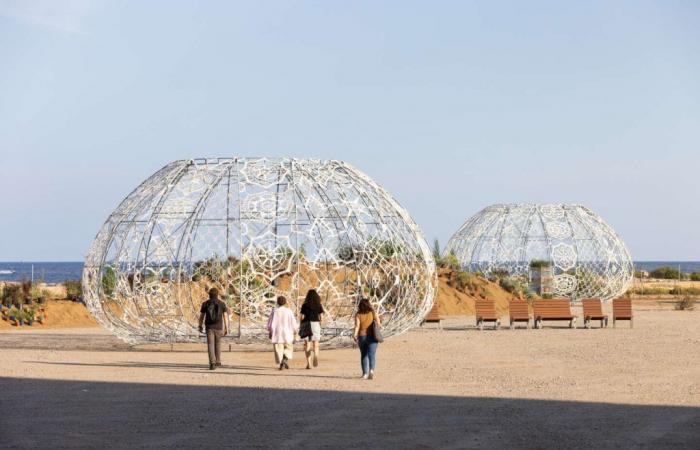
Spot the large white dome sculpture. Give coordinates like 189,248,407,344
83,158,436,344
444,204,633,302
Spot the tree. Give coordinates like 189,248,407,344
432,239,441,262
650,266,682,280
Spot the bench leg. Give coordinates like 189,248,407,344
495,320,500,330
585,318,590,329
526,320,530,330
630,317,633,329
510,319,514,330
478,319,483,331
613,318,616,328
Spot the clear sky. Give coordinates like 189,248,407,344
1,0,698,261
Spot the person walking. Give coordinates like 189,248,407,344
299,289,324,369
267,296,298,370
198,287,229,370
353,298,380,380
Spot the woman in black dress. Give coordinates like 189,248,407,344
300,289,324,369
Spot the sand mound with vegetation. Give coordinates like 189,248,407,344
0,271,518,330
0,300,98,329
434,268,519,316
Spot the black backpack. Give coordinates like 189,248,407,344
204,300,222,325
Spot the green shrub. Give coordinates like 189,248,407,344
29,283,48,302
432,239,441,262
442,253,461,271
364,238,403,259
24,307,36,324
101,267,117,297
669,287,700,296
490,268,510,280
498,276,533,298
21,279,32,299
675,296,695,311
649,266,682,279
498,277,518,294
2,284,23,307
7,306,20,320
65,279,83,301
690,272,700,281
454,271,475,292
529,260,551,268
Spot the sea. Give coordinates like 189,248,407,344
0,261,699,284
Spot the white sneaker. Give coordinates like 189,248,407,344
368,370,374,380
361,374,368,379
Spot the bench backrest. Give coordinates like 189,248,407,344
582,298,603,316
533,299,572,317
613,298,632,318
475,299,497,317
509,301,530,319
424,301,441,320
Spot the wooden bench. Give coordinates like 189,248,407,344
582,298,608,329
475,299,500,330
612,298,633,328
421,300,443,329
533,299,577,329
508,300,531,329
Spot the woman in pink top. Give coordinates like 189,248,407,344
267,296,299,370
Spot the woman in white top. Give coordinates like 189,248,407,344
267,296,299,370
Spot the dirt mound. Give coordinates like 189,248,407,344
435,268,519,316
0,300,98,329
1,273,515,328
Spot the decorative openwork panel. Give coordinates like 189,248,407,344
444,204,633,302
83,158,436,344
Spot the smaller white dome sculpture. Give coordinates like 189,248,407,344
444,204,633,302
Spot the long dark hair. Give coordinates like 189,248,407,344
303,289,322,311
357,298,373,314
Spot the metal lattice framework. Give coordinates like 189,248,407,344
444,204,633,302
82,157,436,345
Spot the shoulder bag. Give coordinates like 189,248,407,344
370,312,384,343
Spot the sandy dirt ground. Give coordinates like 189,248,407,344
0,304,698,449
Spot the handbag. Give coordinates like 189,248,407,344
299,320,313,339
370,312,384,343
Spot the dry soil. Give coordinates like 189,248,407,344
0,303,698,449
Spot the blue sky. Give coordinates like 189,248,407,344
1,0,698,261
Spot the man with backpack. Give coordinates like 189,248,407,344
198,287,229,370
